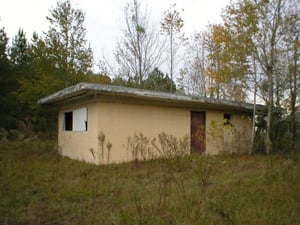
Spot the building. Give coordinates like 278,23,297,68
38,82,264,164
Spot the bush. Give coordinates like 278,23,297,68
153,132,190,158
126,132,190,162
126,132,153,161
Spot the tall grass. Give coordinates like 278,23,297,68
0,139,299,225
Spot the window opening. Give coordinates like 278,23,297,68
63,107,87,131
224,113,232,126
64,112,73,131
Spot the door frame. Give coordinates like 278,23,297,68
191,111,206,153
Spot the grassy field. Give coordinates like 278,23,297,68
0,140,300,225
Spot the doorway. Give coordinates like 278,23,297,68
191,111,206,153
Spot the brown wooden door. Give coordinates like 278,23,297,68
191,111,206,153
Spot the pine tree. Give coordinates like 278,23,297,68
0,28,16,129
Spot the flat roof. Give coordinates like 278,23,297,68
38,82,265,112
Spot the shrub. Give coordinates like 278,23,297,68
207,120,251,154
126,132,190,162
126,132,153,161
152,132,190,158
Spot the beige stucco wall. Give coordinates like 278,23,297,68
58,101,191,164
97,102,190,163
58,102,99,164
206,111,252,154
58,100,252,164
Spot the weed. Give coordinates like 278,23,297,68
208,200,236,225
207,120,252,154
127,132,153,161
106,141,112,164
192,155,215,198
0,139,300,225
98,131,106,163
92,131,113,164
0,128,8,143
153,132,190,158
90,148,96,160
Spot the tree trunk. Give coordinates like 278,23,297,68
266,66,274,155
290,34,299,149
250,54,257,155
170,25,173,92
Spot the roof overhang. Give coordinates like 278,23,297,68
38,82,266,113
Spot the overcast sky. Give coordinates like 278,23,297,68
1,0,231,71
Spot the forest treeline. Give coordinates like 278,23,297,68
0,0,299,153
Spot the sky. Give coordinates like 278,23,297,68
0,0,231,71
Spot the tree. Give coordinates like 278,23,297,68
16,0,95,132
112,76,137,88
0,27,15,129
219,0,299,153
205,25,230,99
201,17,252,101
115,0,163,87
161,4,184,92
214,0,276,153
282,4,300,148
9,29,33,127
15,33,59,132
215,1,264,154
45,0,93,86
16,0,94,132
10,29,31,67
252,0,285,154
179,32,210,96
143,67,175,92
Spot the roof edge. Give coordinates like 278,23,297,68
38,82,266,112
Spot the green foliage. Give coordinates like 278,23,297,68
219,0,300,154
273,116,298,153
0,1,100,133
14,1,97,133
0,139,300,225
111,68,176,93
0,27,17,129
10,29,31,68
9,29,33,124
253,111,300,154
161,3,184,35
45,0,93,80
87,72,111,84
111,76,137,88
143,67,176,92
207,119,252,154
206,22,249,101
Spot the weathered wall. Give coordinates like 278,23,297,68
58,102,99,164
57,100,252,164
206,111,252,154
97,102,190,163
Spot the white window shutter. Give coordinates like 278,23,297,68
73,108,87,131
